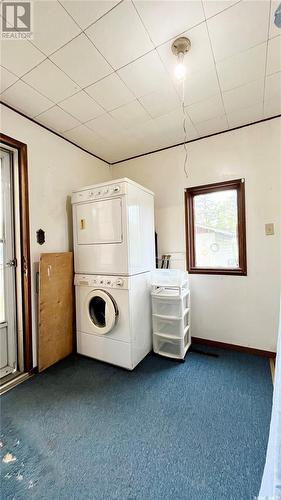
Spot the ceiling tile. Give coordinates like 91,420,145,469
157,22,214,79
207,0,270,62
195,114,229,136
110,100,151,128
187,94,225,123
217,42,267,91
118,50,170,98
0,67,18,93
36,105,80,133
1,80,53,117
227,102,263,128
139,85,180,118
266,36,281,76
184,65,220,105
60,0,121,29
264,72,281,102
63,124,106,154
223,79,264,114
50,33,112,88
0,40,45,77
22,60,80,102
89,141,114,161
86,1,153,69
86,113,122,137
134,0,204,45
32,1,81,55
59,91,105,122
269,1,281,39
85,73,134,111
203,1,240,19
153,108,197,140
264,99,281,118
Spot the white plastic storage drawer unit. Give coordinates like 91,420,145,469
153,327,191,360
152,289,189,318
152,308,190,338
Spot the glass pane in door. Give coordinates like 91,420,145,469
0,159,5,323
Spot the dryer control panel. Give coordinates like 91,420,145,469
74,274,129,289
72,183,125,204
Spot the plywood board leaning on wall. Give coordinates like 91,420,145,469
38,252,74,372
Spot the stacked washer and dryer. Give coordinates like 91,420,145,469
72,178,155,370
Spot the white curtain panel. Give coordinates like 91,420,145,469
259,297,281,499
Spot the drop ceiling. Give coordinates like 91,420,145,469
0,0,280,163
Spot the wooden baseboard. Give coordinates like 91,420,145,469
192,337,276,358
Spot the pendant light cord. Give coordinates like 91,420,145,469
181,77,189,179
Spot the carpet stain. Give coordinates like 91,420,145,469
3,453,17,463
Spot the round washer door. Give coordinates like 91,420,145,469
86,290,118,335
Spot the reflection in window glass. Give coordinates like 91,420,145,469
193,189,239,269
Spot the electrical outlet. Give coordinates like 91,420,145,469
265,223,274,236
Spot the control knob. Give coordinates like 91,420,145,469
116,278,124,287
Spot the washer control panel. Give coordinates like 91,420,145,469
72,183,125,204
74,275,128,289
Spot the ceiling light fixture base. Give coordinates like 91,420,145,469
171,37,191,57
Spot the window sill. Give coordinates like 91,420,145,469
188,267,247,276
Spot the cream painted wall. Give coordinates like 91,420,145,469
1,104,111,366
112,118,281,352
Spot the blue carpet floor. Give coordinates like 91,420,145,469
1,346,273,500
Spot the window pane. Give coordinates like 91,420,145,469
194,189,239,268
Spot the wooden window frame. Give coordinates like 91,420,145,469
0,133,33,371
185,179,247,276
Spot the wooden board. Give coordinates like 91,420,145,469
38,252,74,372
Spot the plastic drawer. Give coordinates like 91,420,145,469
152,290,189,318
153,327,191,359
152,309,190,338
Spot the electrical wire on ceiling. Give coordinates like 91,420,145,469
181,76,189,179
171,37,191,179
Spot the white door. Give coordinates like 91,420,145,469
0,149,17,378
76,198,123,245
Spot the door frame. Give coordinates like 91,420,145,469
0,133,32,372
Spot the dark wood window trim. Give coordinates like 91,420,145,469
185,179,247,276
0,133,33,371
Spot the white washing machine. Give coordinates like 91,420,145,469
74,272,152,370
71,178,155,276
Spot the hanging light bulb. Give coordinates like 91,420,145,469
171,37,191,81
174,52,186,80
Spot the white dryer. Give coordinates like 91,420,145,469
71,178,155,276
74,272,152,370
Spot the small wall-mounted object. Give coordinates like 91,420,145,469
37,229,45,245
265,223,275,236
